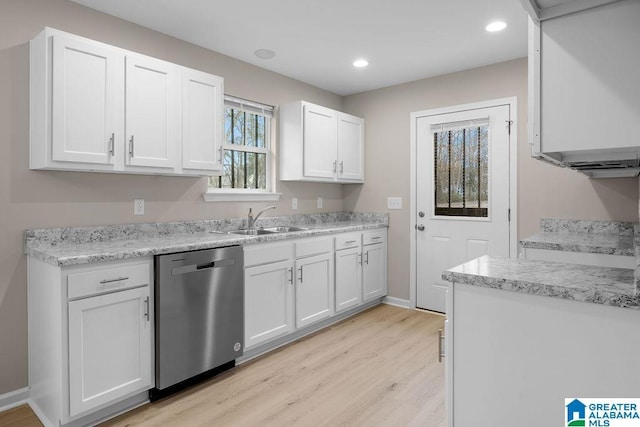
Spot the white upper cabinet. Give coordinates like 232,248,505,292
337,112,364,181
181,68,224,173
280,100,365,183
48,33,121,169
125,54,179,170
30,27,224,176
303,103,338,179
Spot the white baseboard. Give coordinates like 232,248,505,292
0,387,29,413
383,296,411,309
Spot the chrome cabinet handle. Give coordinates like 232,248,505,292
298,267,303,283
129,136,134,157
358,253,362,265
345,240,357,244
218,146,223,163
288,267,293,284
371,236,381,240
99,276,129,284
438,328,445,363
340,161,344,175
144,296,150,321
364,251,369,265
332,160,337,173
108,133,115,156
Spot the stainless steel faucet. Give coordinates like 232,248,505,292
247,205,276,229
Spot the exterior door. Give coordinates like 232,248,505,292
416,104,511,312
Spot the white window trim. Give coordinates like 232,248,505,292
205,96,279,202
203,189,282,202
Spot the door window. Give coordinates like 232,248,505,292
432,119,489,217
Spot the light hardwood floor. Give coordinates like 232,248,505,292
2,304,445,427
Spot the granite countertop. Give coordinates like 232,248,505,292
520,218,637,256
25,212,388,267
442,255,639,310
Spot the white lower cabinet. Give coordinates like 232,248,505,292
28,257,154,426
334,229,387,312
243,229,386,352
362,230,387,301
68,286,152,416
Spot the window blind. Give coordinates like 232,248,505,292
430,117,489,134
224,95,274,118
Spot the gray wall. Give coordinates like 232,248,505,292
0,0,344,394
1,0,638,397
342,58,639,300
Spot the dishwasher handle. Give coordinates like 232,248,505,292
171,258,236,275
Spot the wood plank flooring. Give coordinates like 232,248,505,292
1,304,445,426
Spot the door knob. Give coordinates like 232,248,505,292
416,224,425,231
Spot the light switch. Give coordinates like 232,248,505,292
387,197,402,210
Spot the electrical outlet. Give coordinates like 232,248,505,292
134,199,144,215
387,197,402,210
317,197,323,209
292,197,298,210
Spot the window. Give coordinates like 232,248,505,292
206,96,279,202
432,119,489,217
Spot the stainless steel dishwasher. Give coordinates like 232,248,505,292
151,246,243,400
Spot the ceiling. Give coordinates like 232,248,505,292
69,0,529,96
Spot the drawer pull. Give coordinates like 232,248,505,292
371,236,382,240
438,328,445,363
99,276,129,284
144,296,150,321
344,240,357,244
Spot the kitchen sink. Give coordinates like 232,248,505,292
262,226,309,233
227,229,276,235
222,226,309,236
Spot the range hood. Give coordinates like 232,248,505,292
541,149,640,178
522,0,640,178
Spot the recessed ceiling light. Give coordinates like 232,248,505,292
485,21,507,32
254,49,276,60
353,59,369,68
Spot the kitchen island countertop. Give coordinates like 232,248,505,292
442,255,639,310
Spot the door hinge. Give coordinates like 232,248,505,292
506,120,513,135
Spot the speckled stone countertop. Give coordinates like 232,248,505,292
25,212,388,267
520,218,637,256
442,255,639,310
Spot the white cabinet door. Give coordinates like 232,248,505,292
295,253,334,328
303,103,338,179
68,286,151,417
363,242,387,301
244,260,295,349
51,34,121,166
337,113,364,182
335,246,362,312
125,54,179,170
181,68,223,173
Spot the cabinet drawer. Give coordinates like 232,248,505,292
363,229,386,245
295,237,333,258
67,260,151,299
244,241,294,267
335,233,361,250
